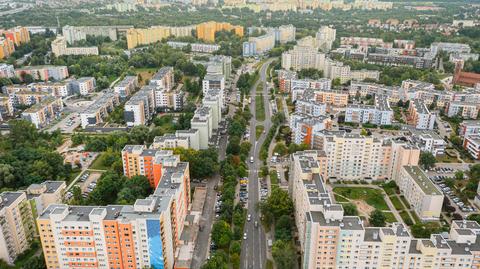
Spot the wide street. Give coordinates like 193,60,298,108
241,59,274,269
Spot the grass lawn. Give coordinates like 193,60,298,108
269,170,278,185
389,195,405,211
436,153,460,163
333,187,389,210
256,125,264,139
400,195,411,209
276,97,283,112
399,210,414,226
67,168,82,184
382,185,396,196
334,194,349,203
89,153,109,170
266,259,274,269
255,94,265,121
384,212,397,223
410,210,421,224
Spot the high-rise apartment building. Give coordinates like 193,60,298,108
126,25,195,49
14,66,69,81
316,26,336,51
196,21,243,43
243,31,276,56
0,192,36,265
0,38,15,59
51,36,99,56
38,150,190,269
3,27,30,46
290,150,480,269
345,95,393,125
408,99,436,130
281,45,326,71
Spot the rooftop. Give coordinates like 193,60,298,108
403,166,442,195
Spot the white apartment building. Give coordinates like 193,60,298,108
345,95,393,125
152,134,190,150
281,45,326,71
408,99,436,130
316,26,336,51
202,74,225,108
150,67,174,91
167,41,220,53
80,91,119,128
21,97,64,129
124,86,155,126
290,150,480,269
459,120,480,138
410,130,446,156
290,113,332,146
446,101,479,119
295,99,327,117
114,76,138,98
324,59,351,84
176,129,200,150
26,181,66,216
70,77,96,95
0,192,36,265
190,106,213,150
51,36,99,57
0,64,15,78
396,166,444,220
464,134,480,160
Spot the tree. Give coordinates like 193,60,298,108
0,164,15,188
419,152,436,170
211,220,233,248
343,203,358,216
259,187,293,226
275,215,293,241
369,210,386,227
87,172,125,205
272,240,296,269
117,176,152,204
455,170,465,181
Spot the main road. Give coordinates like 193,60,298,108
241,59,275,269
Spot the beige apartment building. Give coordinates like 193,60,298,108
314,131,420,181
396,166,444,220
290,150,480,269
0,192,36,264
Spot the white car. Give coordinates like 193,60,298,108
247,214,251,222
243,233,247,240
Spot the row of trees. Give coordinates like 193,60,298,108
203,106,252,269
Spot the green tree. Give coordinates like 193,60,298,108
343,203,358,216
211,220,233,248
275,215,293,241
0,164,15,188
369,210,386,227
259,187,293,226
455,170,465,181
87,172,125,205
117,176,152,204
272,240,296,269
419,152,436,170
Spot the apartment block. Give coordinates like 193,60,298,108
152,135,190,150
345,95,393,125
167,41,220,53
408,100,436,130
314,131,420,181
430,42,471,55
396,166,444,220
350,81,402,103
0,64,15,78
70,77,96,95
34,81,72,97
39,150,190,269
281,45,326,71
51,36,99,57
243,31,276,56
459,120,480,138
410,129,446,156
196,21,243,43
26,181,66,216
126,25,195,49
8,90,49,114
316,26,336,51
324,59,351,84
464,134,480,160
295,98,327,117
278,70,331,93
191,106,213,150
290,150,480,269
341,36,390,49
202,74,225,104
21,97,64,129
0,192,36,265
124,85,156,126
150,67,174,91
247,25,296,44
3,26,30,46
61,25,129,44
15,66,69,81
446,101,479,119
308,88,348,107
80,91,119,128
207,55,232,80
0,37,15,59
0,96,10,121
290,113,332,146
114,76,138,99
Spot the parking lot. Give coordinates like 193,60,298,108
428,167,477,215
65,171,101,201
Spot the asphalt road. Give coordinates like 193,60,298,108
190,68,241,269
241,59,274,269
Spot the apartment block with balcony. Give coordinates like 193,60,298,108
3,27,30,46
396,166,444,220
463,134,480,160
38,152,190,269
0,192,36,265
124,85,155,126
446,101,479,119
70,77,96,95
80,90,119,128
410,129,446,156
290,113,332,147
243,31,276,56
290,150,480,269
51,36,99,57
0,64,14,78
459,120,480,138
196,21,243,43
345,95,393,125
0,38,15,60
21,97,64,129
113,75,138,99
281,45,326,71
14,66,69,82
26,181,66,217
408,99,436,130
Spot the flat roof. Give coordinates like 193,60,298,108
403,166,442,195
